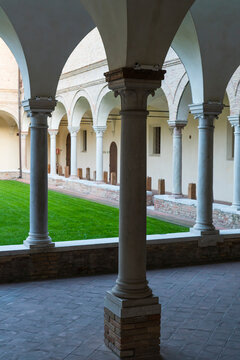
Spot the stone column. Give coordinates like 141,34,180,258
228,115,240,210
21,131,28,170
93,125,106,182
68,126,79,178
104,67,165,359
23,97,56,248
168,121,187,196
189,103,223,233
48,129,58,176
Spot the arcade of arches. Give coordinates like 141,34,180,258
1,1,240,359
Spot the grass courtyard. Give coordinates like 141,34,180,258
0,180,188,245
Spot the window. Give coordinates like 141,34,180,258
153,127,161,154
82,130,87,152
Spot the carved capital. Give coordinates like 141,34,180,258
228,115,240,128
68,126,79,136
22,97,57,118
93,125,107,136
105,67,164,111
189,102,223,121
48,129,58,137
168,120,188,129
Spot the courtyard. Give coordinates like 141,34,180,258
0,180,187,245
0,261,239,360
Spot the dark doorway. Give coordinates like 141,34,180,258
66,133,71,172
109,141,117,181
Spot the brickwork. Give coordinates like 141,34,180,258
154,195,240,228
104,308,160,359
1,234,240,283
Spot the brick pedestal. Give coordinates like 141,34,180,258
104,292,161,359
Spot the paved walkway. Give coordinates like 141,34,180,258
1,261,240,360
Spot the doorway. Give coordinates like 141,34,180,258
109,141,117,181
66,133,71,173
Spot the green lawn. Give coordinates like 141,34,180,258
0,180,188,245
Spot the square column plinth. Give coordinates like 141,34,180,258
104,292,161,359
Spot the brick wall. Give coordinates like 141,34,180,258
1,233,240,283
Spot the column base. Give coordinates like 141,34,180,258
112,278,153,299
170,193,183,199
24,234,55,249
232,204,240,211
70,175,78,180
104,291,161,359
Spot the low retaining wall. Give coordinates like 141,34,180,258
0,170,19,180
47,175,154,206
154,195,240,228
0,231,240,283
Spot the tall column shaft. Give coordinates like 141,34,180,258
68,127,79,178
190,103,223,233
104,67,164,360
94,126,106,182
49,130,58,176
23,98,56,248
115,108,150,298
105,69,164,300
169,121,187,196
173,127,182,195
228,116,240,209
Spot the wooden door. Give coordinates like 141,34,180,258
109,141,117,181
66,133,71,172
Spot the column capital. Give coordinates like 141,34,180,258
228,115,240,127
22,97,57,117
21,131,28,138
189,102,223,120
93,125,107,136
104,67,165,111
48,129,58,136
68,126,79,136
168,120,187,129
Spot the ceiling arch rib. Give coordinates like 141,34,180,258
0,0,95,99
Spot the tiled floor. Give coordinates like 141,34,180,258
0,262,240,359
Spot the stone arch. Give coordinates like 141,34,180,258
95,86,120,127
70,90,94,128
49,101,67,130
176,82,192,121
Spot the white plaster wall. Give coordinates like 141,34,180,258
147,116,172,192
0,119,18,170
77,124,96,179
102,120,121,183
213,104,233,202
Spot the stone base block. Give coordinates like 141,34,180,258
104,292,161,359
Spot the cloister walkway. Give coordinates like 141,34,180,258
0,261,239,360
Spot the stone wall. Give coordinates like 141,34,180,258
48,175,153,206
0,231,240,284
154,195,240,229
